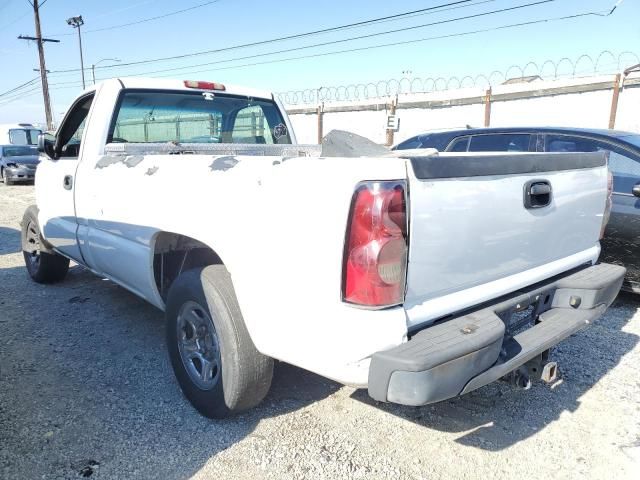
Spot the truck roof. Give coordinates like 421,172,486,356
90,77,275,101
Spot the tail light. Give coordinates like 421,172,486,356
600,169,613,239
342,181,408,308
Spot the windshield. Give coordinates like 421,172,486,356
620,135,640,149
8,128,42,145
3,146,36,157
109,90,292,145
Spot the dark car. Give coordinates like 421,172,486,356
0,144,40,185
394,127,640,292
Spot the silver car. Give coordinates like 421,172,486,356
0,144,40,185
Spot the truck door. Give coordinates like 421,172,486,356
36,92,94,262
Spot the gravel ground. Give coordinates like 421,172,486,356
1,184,639,480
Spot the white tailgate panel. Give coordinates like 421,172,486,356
404,165,607,326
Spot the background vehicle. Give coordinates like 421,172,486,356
0,123,42,145
0,144,39,185
22,79,624,418
394,127,640,292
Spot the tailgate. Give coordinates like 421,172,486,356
403,152,608,327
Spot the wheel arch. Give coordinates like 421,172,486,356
151,231,226,303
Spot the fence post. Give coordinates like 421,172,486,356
484,88,492,127
385,97,397,146
608,73,622,129
317,103,324,144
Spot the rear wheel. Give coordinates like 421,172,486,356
21,206,69,283
166,265,273,418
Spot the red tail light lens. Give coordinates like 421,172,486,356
183,80,226,91
342,181,408,307
600,169,613,240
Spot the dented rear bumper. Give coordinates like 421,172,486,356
367,263,625,406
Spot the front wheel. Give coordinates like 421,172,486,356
21,205,69,283
0,168,11,186
165,265,273,418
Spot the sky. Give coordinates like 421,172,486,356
0,0,638,125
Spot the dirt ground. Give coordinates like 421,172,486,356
1,184,639,480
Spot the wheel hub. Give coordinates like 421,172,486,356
176,301,221,390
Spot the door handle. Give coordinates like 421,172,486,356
633,183,640,198
530,183,551,195
63,175,73,190
524,180,552,209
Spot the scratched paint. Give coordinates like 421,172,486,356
95,155,125,169
95,154,145,169
210,156,239,172
124,156,145,168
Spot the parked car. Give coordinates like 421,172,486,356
394,127,640,292
0,144,39,185
22,79,623,418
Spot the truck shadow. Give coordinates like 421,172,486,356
2,257,638,479
350,291,640,451
0,226,20,255
0,263,339,480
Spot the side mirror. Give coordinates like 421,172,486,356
633,183,640,198
38,132,57,159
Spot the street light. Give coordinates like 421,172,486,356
66,15,85,89
91,58,120,85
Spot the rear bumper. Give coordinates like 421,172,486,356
368,263,625,406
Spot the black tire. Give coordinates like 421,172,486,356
21,205,70,283
166,265,273,418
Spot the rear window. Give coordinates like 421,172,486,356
468,134,531,152
9,128,41,145
109,90,291,145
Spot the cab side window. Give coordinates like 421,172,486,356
56,94,94,158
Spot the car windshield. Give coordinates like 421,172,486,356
620,135,640,149
3,146,35,156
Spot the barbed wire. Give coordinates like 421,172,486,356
276,51,640,106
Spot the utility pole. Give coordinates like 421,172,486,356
66,16,85,89
18,0,59,131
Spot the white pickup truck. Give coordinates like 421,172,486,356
22,77,625,418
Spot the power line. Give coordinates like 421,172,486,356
0,0,619,106
0,10,29,29
49,0,484,74
89,0,559,79
131,11,615,81
46,0,221,37
0,76,39,97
